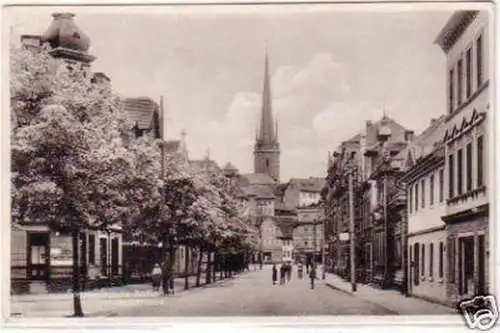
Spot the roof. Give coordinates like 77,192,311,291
163,140,181,154
124,97,159,130
434,11,479,52
189,159,221,174
223,162,239,172
41,13,91,53
241,184,275,199
239,173,277,186
288,177,325,193
274,201,296,213
277,222,294,239
401,115,447,168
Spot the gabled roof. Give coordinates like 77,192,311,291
241,184,276,199
239,173,276,186
401,115,447,168
287,177,325,193
189,159,221,174
124,97,159,130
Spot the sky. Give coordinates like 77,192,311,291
7,4,453,182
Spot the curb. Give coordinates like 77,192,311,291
325,282,399,315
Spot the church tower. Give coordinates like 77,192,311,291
254,53,280,182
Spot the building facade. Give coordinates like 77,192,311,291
402,116,448,304
435,10,491,305
11,13,124,294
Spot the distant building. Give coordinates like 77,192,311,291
253,54,280,183
435,10,490,306
123,97,162,140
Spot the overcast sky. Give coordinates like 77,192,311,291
8,5,453,182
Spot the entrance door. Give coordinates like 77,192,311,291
459,236,474,296
478,235,486,295
27,233,50,280
413,243,419,286
111,238,119,276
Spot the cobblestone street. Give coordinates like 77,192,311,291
111,266,394,316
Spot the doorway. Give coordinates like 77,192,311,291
27,233,50,280
459,236,474,296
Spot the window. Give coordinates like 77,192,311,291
466,143,473,192
421,244,426,276
477,135,484,187
448,154,455,198
421,179,425,208
429,243,434,277
439,169,444,202
414,243,420,286
439,242,444,278
449,68,455,113
466,48,472,98
457,59,463,105
477,34,483,86
88,234,95,265
429,175,435,205
457,148,463,195
408,185,413,214
415,183,419,212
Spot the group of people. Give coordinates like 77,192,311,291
151,262,175,295
272,261,318,289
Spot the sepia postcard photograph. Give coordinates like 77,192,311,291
0,1,497,332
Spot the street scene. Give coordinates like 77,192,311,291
6,3,494,325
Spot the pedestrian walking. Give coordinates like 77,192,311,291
272,264,278,285
151,263,162,292
309,265,317,289
161,261,170,295
298,262,303,279
286,263,292,282
279,264,286,285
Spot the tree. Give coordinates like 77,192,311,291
10,42,160,316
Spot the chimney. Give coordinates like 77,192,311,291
366,120,373,129
430,118,438,126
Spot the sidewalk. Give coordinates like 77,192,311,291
324,273,457,315
10,274,240,317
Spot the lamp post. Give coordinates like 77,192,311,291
347,158,357,292
321,216,326,280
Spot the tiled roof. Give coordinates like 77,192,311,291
190,159,221,174
288,177,325,193
123,97,158,130
241,184,276,199
239,173,277,186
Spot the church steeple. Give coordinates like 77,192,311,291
254,51,280,183
258,53,275,144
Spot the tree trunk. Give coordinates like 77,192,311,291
213,252,217,282
184,246,190,290
220,253,224,280
205,251,212,284
195,248,203,287
71,228,84,317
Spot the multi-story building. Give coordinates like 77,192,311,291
401,116,448,304
435,10,491,305
11,12,125,294
294,204,324,264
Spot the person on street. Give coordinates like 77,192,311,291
286,263,292,282
309,265,317,289
298,262,303,279
161,261,170,295
151,263,162,292
272,264,278,285
279,264,286,285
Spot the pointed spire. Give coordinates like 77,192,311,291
180,128,187,154
258,51,275,144
275,115,279,141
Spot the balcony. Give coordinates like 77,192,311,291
445,186,487,216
